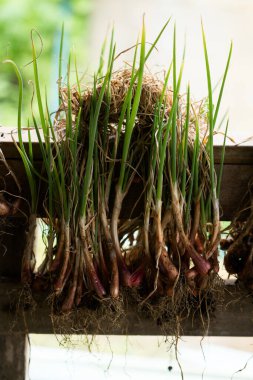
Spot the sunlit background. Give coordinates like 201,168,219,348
1,0,253,143
1,0,253,379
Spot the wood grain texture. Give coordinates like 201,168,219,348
0,333,29,380
0,146,252,220
216,164,252,220
0,281,253,336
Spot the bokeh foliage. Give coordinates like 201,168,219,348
0,0,91,126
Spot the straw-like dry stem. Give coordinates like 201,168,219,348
21,213,37,285
54,221,70,294
111,187,132,286
61,238,80,312
100,200,120,298
49,219,65,272
171,184,211,275
79,218,106,298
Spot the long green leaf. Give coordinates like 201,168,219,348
80,41,115,217
217,119,229,198
181,84,190,199
156,53,184,201
213,42,233,127
171,24,177,184
118,20,146,191
31,29,47,136
201,22,215,198
58,23,64,106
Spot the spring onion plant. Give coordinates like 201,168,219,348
4,58,38,285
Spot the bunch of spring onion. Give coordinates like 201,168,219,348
8,20,232,311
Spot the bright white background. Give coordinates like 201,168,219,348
89,0,253,144
30,335,253,380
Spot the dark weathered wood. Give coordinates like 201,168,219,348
214,145,253,165
0,332,29,380
0,281,253,336
216,164,253,220
1,130,253,220
2,128,253,163
0,218,26,280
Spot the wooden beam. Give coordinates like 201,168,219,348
0,332,29,380
0,281,253,336
0,127,252,220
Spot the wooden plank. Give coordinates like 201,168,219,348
214,145,253,165
0,218,26,280
0,281,253,336
0,333,29,380
216,164,252,220
0,127,42,159
1,127,253,162
2,163,251,220
1,157,253,220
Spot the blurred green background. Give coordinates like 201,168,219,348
0,0,91,126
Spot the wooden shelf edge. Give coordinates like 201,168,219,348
1,282,253,337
